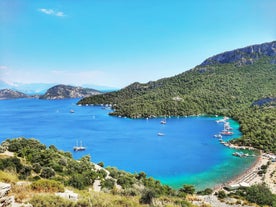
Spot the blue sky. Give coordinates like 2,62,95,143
1,0,275,89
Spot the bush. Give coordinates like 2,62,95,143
0,157,22,173
97,169,107,179
32,163,42,174
136,171,147,180
117,175,134,189
217,190,227,199
31,179,64,192
68,174,85,190
139,189,156,204
101,178,115,190
40,167,55,179
197,188,213,195
97,162,104,167
244,184,276,206
18,165,32,179
179,184,195,195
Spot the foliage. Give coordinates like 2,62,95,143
139,189,156,204
216,190,227,199
78,57,276,153
1,138,100,190
97,161,104,167
197,188,213,195
242,184,276,206
0,138,197,207
101,178,115,190
40,167,55,179
179,185,195,195
0,157,22,173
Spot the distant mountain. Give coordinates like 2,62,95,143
39,84,102,100
0,81,56,95
0,89,29,100
200,41,276,66
78,41,276,153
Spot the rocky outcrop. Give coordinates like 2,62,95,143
0,89,29,100
0,183,13,207
39,84,102,100
200,41,276,66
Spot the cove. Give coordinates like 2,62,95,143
0,98,257,190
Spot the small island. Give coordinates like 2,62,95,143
39,84,102,100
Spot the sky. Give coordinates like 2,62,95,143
0,0,276,89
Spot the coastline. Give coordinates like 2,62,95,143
214,149,276,193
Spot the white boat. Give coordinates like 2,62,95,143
73,140,86,151
160,119,166,124
157,132,165,136
70,109,75,113
214,134,222,139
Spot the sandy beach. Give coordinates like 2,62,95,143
214,150,276,193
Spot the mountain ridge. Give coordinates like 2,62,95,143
199,41,276,67
78,41,276,153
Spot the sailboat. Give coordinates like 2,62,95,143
73,140,86,151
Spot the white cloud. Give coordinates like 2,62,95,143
0,65,8,70
38,8,65,17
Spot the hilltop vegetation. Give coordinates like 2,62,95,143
78,42,276,153
1,138,275,207
0,138,197,207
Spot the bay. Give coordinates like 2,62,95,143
0,98,256,189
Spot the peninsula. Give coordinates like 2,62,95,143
78,41,276,154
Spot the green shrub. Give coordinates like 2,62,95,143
40,167,55,179
217,190,227,199
101,178,115,190
139,189,156,204
244,184,276,206
179,185,195,195
197,188,213,195
68,174,85,190
97,162,104,167
32,163,42,174
18,165,32,179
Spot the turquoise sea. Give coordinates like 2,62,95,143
0,98,257,190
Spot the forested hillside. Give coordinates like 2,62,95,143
78,42,276,153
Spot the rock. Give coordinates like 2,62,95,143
0,89,29,100
200,41,276,66
39,84,102,99
0,182,12,207
55,189,78,201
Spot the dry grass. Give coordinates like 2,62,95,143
10,182,34,203
0,170,18,184
186,194,201,202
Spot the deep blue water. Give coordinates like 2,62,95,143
0,98,256,189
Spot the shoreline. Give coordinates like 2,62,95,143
213,149,276,193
